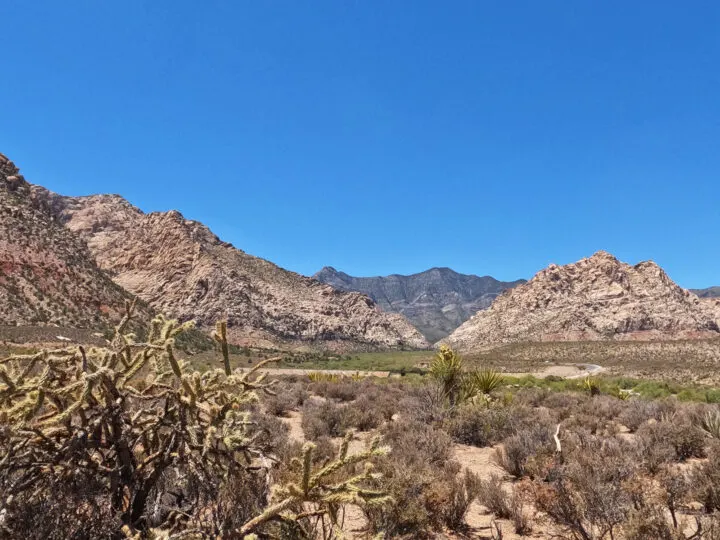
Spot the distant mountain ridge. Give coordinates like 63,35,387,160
692,287,720,298
313,266,525,342
445,251,720,350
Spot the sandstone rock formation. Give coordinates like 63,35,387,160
314,266,525,342
445,251,720,350
0,154,148,330
35,190,427,350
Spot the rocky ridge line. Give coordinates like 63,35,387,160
445,251,720,350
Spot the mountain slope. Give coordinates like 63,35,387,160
314,267,525,342
36,192,428,350
445,251,720,350
0,153,148,330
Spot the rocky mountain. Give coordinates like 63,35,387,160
31,187,427,350
445,251,720,350
0,153,148,330
692,286,720,298
314,267,525,342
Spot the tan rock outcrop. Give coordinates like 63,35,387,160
40,192,428,350
445,251,720,350
0,155,149,330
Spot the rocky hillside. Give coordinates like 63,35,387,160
34,191,427,350
0,154,147,330
692,286,720,298
445,251,720,350
314,267,525,342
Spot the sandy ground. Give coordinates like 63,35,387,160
256,367,392,377
260,363,604,381
449,444,557,539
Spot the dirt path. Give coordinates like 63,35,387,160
503,362,604,379
255,367,391,377
260,362,603,380
451,444,554,539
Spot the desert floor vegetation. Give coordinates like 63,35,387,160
1,325,719,538
258,346,720,539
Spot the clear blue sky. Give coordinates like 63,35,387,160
2,2,719,288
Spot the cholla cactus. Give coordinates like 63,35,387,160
0,301,388,537
240,431,390,537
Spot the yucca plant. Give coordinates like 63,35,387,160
468,368,504,395
700,409,720,439
430,345,465,406
432,346,503,407
582,376,601,396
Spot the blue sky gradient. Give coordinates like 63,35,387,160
2,1,719,287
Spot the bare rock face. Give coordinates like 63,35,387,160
445,251,720,350
43,193,428,350
0,154,148,330
314,266,525,342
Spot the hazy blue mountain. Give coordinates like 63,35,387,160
313,266,525,342
691,287,720,298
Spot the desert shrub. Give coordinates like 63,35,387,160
656,466,692,530
478,474,512,519
495,424,555,478
344,394,383,431
616,398,677,432
693,454,720,512
311,380,359,402
301,395,383,439
264,388,300,416
622,507,680,540
364,421,458,537
633,429,676,474
583,394,624,422
362,383,406,421
514,386,552,408
251,409,291,452
0,467,122,539
617,399,659,432
442,469,483,530
446,403,537,447
382,419,453,466
301,400,348,440
636,420,707,462
399,384,448,425
563,410,614,436
531,436,640,540
538,391,587,421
